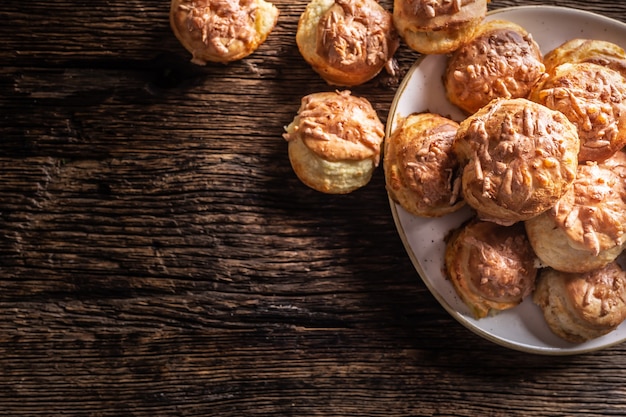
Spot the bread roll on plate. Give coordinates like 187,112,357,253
454,98,579,226
525,151,626,273
384,112,464,217
543,38,626,77
533,261,626,343
283,90,384,194
170,0,279,65
393,0,487,55
530,62,626,162
296,0,399,86
444,19,545,115
445,219,537,319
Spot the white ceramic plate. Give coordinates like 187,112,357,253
387,6,626,355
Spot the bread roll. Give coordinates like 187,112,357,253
283,90,384,194
445,219,537,319
384,113,464,217
170,0,279,65
530,62,626,162
454,98,579,226
393,0,487,55
544,38,626,77
525,151,626,273
533,261,626,343
444,20,545,115
296,0,399,86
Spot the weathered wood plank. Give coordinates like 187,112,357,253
2,0,626,415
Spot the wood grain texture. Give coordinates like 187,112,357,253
2,0,626,415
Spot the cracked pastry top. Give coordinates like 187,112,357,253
393,0,487,54
444,19,545,115
530,62,626,162
525,150,626,273
283,90,384,194
296,0,399,86
384,112,464,218
453,98,580,226
170,0,279,64
533,261,626,343
445,219,537,319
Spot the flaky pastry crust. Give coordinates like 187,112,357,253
384,113,464,217
283,90,384,194
445,219,537,319
454,98,579,226
296,0,399,86
393,0,487,54
533,262,626,343
530,62,626,162
170,0,279,65
444,20,545,115
543,38,626,78
525,151,626,273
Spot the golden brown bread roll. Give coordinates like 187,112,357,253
533,261,626,343
393,0,487,55
445,219,537,319
384,112,464,217
543,38,626,77
525,151,626,273
453,98,579,226
283,90,384,194
170,0,279,65
444,19,545,115
529,62,626,162
296,0,399,86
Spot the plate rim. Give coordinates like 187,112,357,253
386,5,626,355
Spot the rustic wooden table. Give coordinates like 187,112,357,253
2,0,626,415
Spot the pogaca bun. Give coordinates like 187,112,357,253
543,38,626,77
384,113,464,217
283,90,384,194
525,151,626,273
453,98,580,226
393,0,487,55
445,219,537,319
296,0,399,86
444,20,545,115
533,261,626,343
170,0,279,65
529,62,626,162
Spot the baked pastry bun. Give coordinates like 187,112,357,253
384,113,464,217
533,261,626,343
170,0,279,65
530,62,626,162
454,98,579,226
444,20,545,115
524,151,626,273
283,90,384,194
296,0,399,86
543,38,626,77
445,219,537,319
393,0,487,55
